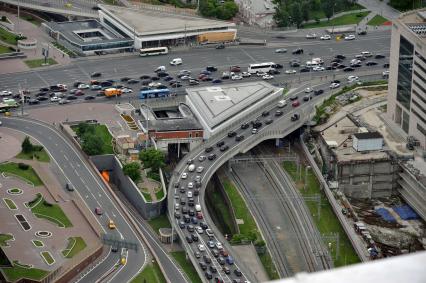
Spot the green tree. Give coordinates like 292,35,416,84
301,1,310,22
289,2,303,28
75,123,95,137
274,6,291,27
123,162,141,182
22,136,33,153
81,134,103,156
322,0,336,20
139,148,165,172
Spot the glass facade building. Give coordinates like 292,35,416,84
396,35,414,111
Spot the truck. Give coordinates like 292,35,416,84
104,88,122,97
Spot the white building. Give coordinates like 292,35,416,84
352,132,384,152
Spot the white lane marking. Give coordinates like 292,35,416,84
64,155,69,161
239,48,258,63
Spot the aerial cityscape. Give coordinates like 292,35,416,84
0,0,425,282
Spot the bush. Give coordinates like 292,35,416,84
123,162,141,182
18,163,29,170
33,145,44,152
315,17,320,24
255,239,266,247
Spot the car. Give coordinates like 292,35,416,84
50,96,60,102
194,251,201,258
78,84,89,89
221,72,231,79
200,76,213,81
205,271,213,279
196,166,204,173
344,34,355,40
262,111,269,117
289,95,298,101
215,242,223,250
59,99,69,105
330,82,340,89
343,67,355,72
91,85,102,90
196,211,203,219
256,72,267,77
234,269,242,277
320,35,331,40
218,256,226,265
241,71,251,77
196,226,204,234
262,74,274,80
335,54,346,60
198,155,206,162
358,30,367,35
275,110,283,116
200,70,212,75
374,54,386,59
199,262,207,270
314,89,324,95
226,256,235,265
108,219,116,229
206,66,218,72
206,228,214,238
241,122,250,129
292,100,300,107
0,90,12,96
337,64,347,69
223,266,231,274
275,48,287,53
191,233,199,242
181,172,188,179
198,244,206,252
207,240,215,248
186,236,193,243
216,44,225,49
347,75,359,82
208,153,217,160
84,95,95,100
303,95,311,101
285,69,297,74
187,225,195,232
292,48,304,55
313,66,325,71
95,207,103,215
187,182,194,190
212,79,222,84
220,145,229,152
170,82,182,88
306,33,317,39
231,75,243,80
220,249,229,257
210,266,217,273
290,61,301,67
66,95,77,100
188,79,199,86
235,135,245,142
228,131,237,137
91,72,102,78
300,67,310,73
180,75,191,81
230,65,241,72
291,113,300,121
36,96,48,101
217,141,225,147
252,128,258,135
305,87,313,93
366,61,378,66
383,63,390,68
211,249,220,257
205,146,214,153
179,221,186,229
382,70,390,78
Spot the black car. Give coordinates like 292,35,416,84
36,92,47,97
170,82,182,88
262,111,269,117
186,236,193,243
303,95,311,101
269,69,280,75
234,269,242,277
216,44,225,49
358,30,367,35
203,255,212,264
265,118,273,124
220,145,229,152
206,66,218,72
290,61,300,67
157,85,168,89
300,68,310,73
331,79,341,84
193,188,200,196
91,72,102,78
120,77,131,82
325,66,336,70
189,80,200,86
163,76,173,81
314,89,324,95
140,75,151,80
175,212,181,219
235,135,245,142
217,141,225,147
200,222,208,229
292,48,304,55
352,63,362,68
37,96,48,101
100,81,113,87
343,67,355,72
205,271,213,279
151,76,160,81
383,63,390,68
331,58,342,63
291,113,300,121
366,61,378,66
241,122,249,129
191,234,199,241
66,95,77,100
183,215,190,223
179,221,185,229
127,79,139,84
157,72,169,78
199,262,207,270
290,94,298,101
337,64,347,69
205,146,213,153
211,249,220,257
375,54,386,59
210,266,217,273
335,54,346,60
272,63,283,69
208,154,217,161
223,266,231,274
228,131,237,137
85,95,95,100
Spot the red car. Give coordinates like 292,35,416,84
230,65,241,72
95,207,103,215
292,100,300,107
198,74,207,80
196,212,203,219
75,90,85,96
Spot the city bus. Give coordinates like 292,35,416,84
247,62,276,74
139,88,171,99
139,47,169,57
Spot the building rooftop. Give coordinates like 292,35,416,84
353,132,383,140
99,4,235,36
45,19,130,45
398,9,426,40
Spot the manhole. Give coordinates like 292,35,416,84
7,188,23,195
35,231,52,238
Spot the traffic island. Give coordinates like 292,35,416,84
29,193,73,228
62,237,87,258
0,162,43,186
0,261,48,282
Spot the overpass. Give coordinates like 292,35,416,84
166,78,348,282
0,0,98,18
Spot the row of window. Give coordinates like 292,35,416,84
396,35,414,111
414,61,426,76
417,123,426,136
415,51,426,65
413,79,426,95
412,108,426,125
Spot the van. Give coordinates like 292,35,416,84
361,51,372,57
278,100,287,108
170,58,183,66
188,164,196,172
195,204,201,212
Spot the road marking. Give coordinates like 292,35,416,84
34,71,50,87
64,155,69,161
239,48,258,63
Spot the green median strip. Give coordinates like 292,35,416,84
24,58,58,68
131,261,166,283
171,251,202,283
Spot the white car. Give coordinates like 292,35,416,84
149,82,162,87
256,72,267,77
312,66,325,71
262,74,274,80
179,70,191,75
58,99,69,105
330,82,341,89
347,75,359,82
198,244,206,252
275,48,287,53
187,182,194,189
181,172,188,179
305,87,313,93
155,66,166,72
320,35,331,40
241,72,251,77
50,96,60,102
0,90,12,96
306,33,317,39
180,75,192,81
196,166,204,173
285,69,297,74
121,88,133,93
231,75,243,80
78,84,89,89
215,242,223,250
196,226,204,234
383,70,390,78
344,34,356,40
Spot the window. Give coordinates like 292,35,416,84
415,51,426,65
414,61,426,75
413,80,426,94
412,109,426,125
402,110,410,133
413,71,426,84
417,123,426,136
396,35,414,111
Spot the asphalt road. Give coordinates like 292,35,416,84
0,118,148,283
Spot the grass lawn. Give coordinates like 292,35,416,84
283,161,360,267
303,11,369,29
131,261,166,283
0,162,43,186
24,58,58,68
155,188,165,200
309,2,364,21
16,149,50,162
148,214,171,235
0,44,14,54
40,251,54,265
367,14,389,26
0,234,13,246
171,251,202,283
31,196,73,228
258,251,280,280
0,26,19,45
3,198,17,210
62,237,87,258
32,240,44,247
94,125,114,154
52,42,77,57
1,262,48,282
141,190,152,202
207,186,234,236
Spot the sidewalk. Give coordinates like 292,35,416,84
357,0,400,20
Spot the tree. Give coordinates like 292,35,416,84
81,134,103,156
301,1,310,22
22,136,33,153
123,162,141,182
322,0,336,20
75,123,95,137
289,2,303,28
274,6,291,27
139,148,165,172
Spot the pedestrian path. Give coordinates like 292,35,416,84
357,0,400,20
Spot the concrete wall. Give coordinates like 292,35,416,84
91,155,166,220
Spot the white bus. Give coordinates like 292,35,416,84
139,47,169,57
247,62,276,74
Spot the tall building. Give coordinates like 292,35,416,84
387,9,426,148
